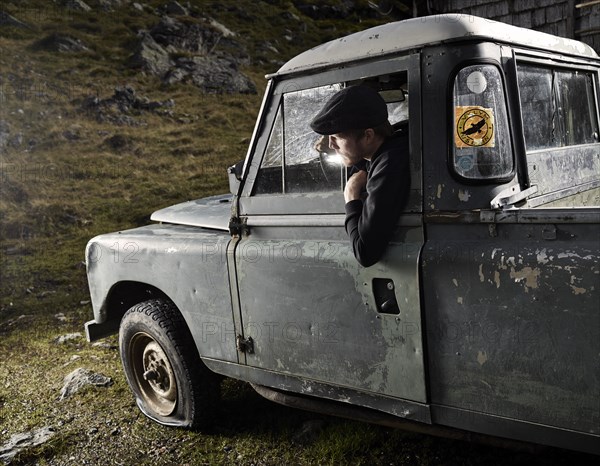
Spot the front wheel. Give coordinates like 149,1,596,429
119,299,220,428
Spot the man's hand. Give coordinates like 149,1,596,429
344,170,367,203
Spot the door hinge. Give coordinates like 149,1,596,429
236,334,254,354
229,216,248,236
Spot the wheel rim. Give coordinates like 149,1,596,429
129,332,177,416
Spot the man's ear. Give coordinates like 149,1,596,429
364,128,375,142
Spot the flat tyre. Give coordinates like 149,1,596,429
119,299,219,428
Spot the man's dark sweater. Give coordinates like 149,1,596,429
344,133,410,267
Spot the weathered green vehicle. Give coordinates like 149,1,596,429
85,15,600,454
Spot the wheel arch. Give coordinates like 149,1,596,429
86,281,174,341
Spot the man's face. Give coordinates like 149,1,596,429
328,131,367,167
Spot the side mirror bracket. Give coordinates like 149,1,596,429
228,160,244,195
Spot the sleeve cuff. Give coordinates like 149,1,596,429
345,199,363,215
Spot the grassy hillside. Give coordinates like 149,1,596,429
0,1,597,464
0,0,394,322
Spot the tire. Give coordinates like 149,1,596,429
119,299,220,429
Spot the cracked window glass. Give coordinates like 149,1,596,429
253,84,344,195
253,74,410,195
517,65,599,151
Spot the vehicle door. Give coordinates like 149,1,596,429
232,55,428,406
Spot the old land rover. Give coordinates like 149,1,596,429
85,15,600,454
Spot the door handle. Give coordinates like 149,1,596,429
373,278,400,315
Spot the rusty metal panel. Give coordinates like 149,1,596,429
86,224,237,362
203,357,431,423
422,218,600,434
234,221,427,403
526,146,600,203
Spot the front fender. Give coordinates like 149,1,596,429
85,223,236,362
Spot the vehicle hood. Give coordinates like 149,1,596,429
150,193,232,231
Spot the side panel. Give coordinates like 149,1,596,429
232,52,427,407
235,219,427,403
87,225,237,362
422,215,600,435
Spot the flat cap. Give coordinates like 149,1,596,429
310,85,388,135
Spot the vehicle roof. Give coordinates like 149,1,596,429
271,14,599,78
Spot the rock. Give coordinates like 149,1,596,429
54,332,83,344
0,10,32,29
0,315,32,329
295,1,356,19
162,66,186,84
262,41,280,54
131,16,253,93
150,16,220,54
91,341,117,350
81,85,173,125
163,0,188,16
295,3,319,18
59,368,113,400
112,86,137,111
95,0,129,10
209,18,235,38
62,0,93,12
164,56,256,94
32,33,89,53
281,11,300,21
133,2,144,11
130,32,173,76
54,313,68,321
63,355,82,367
0,427,56,464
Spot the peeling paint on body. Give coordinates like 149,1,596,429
536,249,550,264
571,286,587,295
458,189,471,202
509,267,540,291
477,351,488,366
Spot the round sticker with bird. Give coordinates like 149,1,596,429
455,106,495,148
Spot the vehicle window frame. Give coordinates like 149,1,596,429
239,54,420,216
516,63,600,152
513,55,600,208
447,59,516,185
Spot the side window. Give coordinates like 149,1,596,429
253,84,343,195
517,65,599,151
252,108,283,194
452,65,513,181
253,73,410,196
